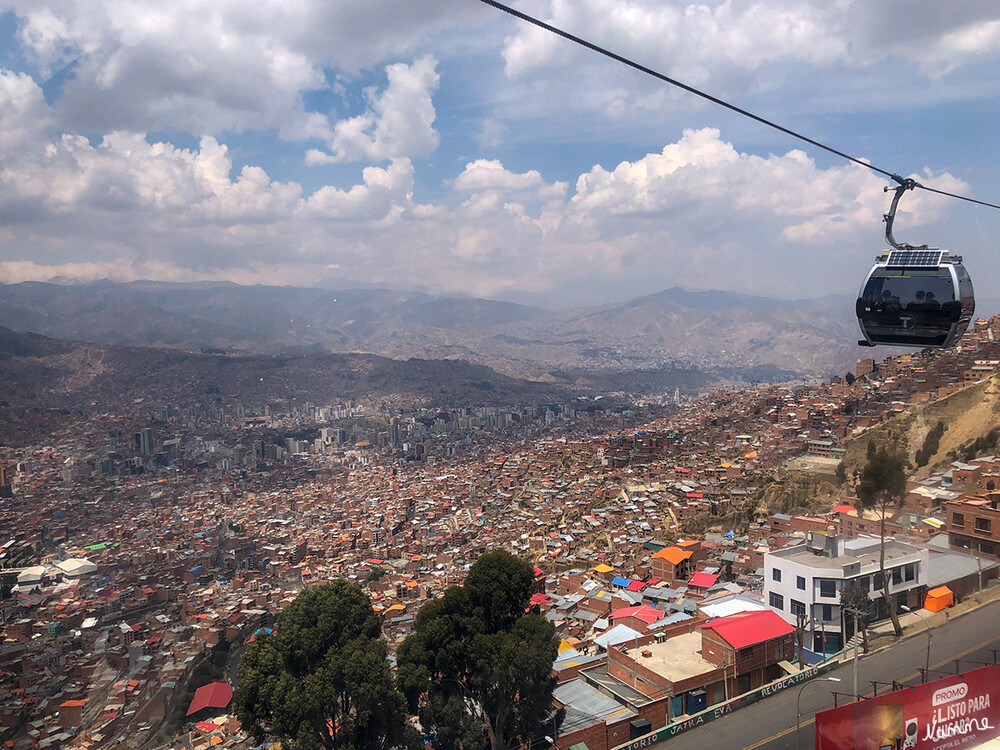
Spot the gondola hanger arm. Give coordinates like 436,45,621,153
883,178,922,252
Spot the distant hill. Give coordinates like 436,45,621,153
0,280,863,379
0,327,595,414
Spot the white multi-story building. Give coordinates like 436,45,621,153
763,531,929,654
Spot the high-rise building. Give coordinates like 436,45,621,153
135,428,154,456
0,465,11,498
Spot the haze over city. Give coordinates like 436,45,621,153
0,1,997,308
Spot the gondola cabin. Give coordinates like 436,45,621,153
856,248,974,348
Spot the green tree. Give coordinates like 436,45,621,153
234,581,417,750
856,443,907,637
397,550,561,750
915,421,946,468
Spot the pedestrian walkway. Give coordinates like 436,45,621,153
865,581,1000,649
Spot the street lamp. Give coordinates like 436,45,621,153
796,677,842,750
900,604,932,682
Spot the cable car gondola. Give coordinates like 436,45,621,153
857,180,974,348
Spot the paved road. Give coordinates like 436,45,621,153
655,600,1000,750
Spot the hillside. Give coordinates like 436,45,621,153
0,281,862,380
0,327,582,414
838,374,1000,480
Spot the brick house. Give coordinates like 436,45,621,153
699,609,795,695
650,547,693,584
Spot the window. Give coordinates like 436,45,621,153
772,568,782,582
953,512,965,529
904,563,915,582
739,646,754,661
822,604,834,622
976,517,991,533
874,572,885,589
796,575,806,590
790,599,806,618
819,579,837,598
892,567,902,585
769,592,784,610
859,576,870,592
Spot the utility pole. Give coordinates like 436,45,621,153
796,611,805,666
977,550,983,603
843,605,861,699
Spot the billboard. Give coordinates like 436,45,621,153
815,664,1000,750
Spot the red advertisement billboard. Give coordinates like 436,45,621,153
815,664,1000,750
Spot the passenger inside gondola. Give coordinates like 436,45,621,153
877,289,901,312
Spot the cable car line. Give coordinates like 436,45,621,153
476,0,1000,211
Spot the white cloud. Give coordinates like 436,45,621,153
501,0,1000,82
0,72,980,305
0,69,55,152
487,0,1000,137
302,159,415,220
501,1,849,82
454,159,567,200
309,56,440,165
478,118,508,149
1,1,470,139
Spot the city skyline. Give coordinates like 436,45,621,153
0,1,997,309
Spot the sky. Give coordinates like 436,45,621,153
0,0,998,310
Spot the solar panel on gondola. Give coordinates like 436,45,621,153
885,250,943,268
856,182,974,349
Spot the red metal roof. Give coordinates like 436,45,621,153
626,580,645,591
610,605,662,624
687,572,718,589
186,682,233,716
700,610,794,649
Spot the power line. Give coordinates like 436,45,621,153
476,0,1000,212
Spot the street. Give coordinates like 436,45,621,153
652,600,1000,750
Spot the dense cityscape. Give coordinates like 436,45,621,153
4,315,1000,749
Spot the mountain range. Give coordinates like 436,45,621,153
0,280,863,381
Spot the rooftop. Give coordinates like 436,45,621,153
768,537,923,570
622,631,717,683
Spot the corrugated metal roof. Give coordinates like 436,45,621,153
554,679,636,733
700,610,793,649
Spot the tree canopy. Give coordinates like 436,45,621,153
234,580,417,750
397,550,560,750
855,443,908,636
856,443,907,512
